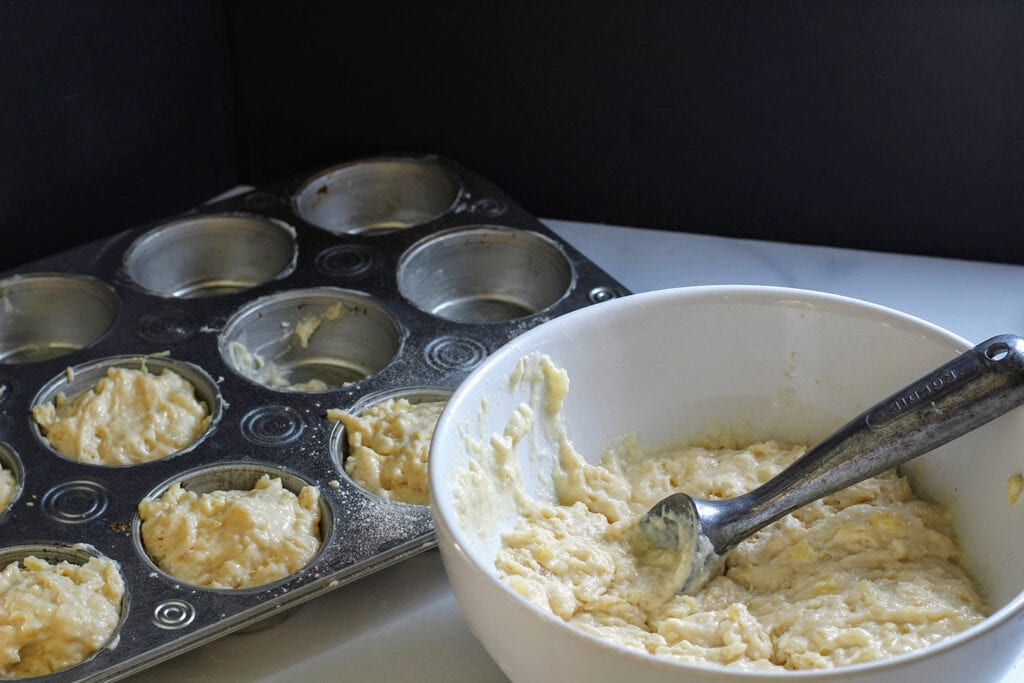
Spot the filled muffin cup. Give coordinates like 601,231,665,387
329,386,453,506
0,543,128,678
0,442,23,518
133,462,332,592
30,355,222,467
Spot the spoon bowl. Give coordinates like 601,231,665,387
431,285,1024,683
639,334,1024,595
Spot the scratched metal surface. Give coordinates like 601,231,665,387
0,154,629,681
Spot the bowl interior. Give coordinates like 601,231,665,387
432,286,1024,640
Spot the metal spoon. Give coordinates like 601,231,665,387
638,334,1024,596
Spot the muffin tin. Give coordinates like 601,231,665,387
0,154,629,681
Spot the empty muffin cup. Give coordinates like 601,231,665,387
329,386,452,506
0,273,119,364
30,355,222,466
293,157,460,234
219,288,402,391
123,213,298,298
0,543,127,679
134,462,331,591
398,227,574,323
0,442,23,516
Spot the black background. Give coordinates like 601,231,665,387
3,1,1022,271
1,1,235,270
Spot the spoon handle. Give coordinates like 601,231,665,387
708,334,1024,554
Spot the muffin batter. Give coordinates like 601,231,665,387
0,553,124,678
138,475,321,589
31,366,211,465
458,354,988,671
0,463,15,512
328,397,446,505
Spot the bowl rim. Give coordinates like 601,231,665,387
430,284,1024,678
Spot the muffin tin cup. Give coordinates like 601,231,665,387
329,385,453,504
0,441,23,518
218,288,404,392
0,543,130,677
0,152,629,681
398,227,574,323
30,355,224,467
133,461,334,592
293,157,462,235
0,273,119,364
123,213,298,298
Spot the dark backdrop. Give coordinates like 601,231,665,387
3,1,1023,270
0,1,235,271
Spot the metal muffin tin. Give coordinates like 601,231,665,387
0,154,629,681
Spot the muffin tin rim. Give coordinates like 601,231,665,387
215,285,410,394
290,154,466,236
119,211,301,299
396,223,578,324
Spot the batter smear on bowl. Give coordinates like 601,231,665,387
457,354,988,670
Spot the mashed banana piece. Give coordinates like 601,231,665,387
1008,473,1023,504
0,554,124,678
328,398,446,505
294,302,346,348
138,475,321,589
462,355,988,671
0,463,15,512
31,366,211,465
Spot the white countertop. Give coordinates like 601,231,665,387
137,218,1024,683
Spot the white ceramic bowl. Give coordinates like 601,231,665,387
430,285,1024,683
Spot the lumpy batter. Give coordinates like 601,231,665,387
138,475,321,589
31,366,211,465
328,397,446,505
457,355,988,671
0,463,15,512
0,554,124,678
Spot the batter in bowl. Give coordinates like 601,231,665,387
138,475,321,589
457,354,988,671
31,366,211,465
0,553,124,678
328,397,446,505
